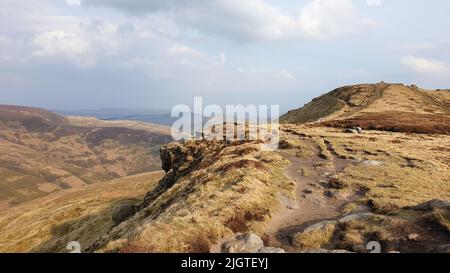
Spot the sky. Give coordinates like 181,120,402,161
1,0,450,113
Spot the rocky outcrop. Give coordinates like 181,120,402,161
408,199,450,211
140,140,228,209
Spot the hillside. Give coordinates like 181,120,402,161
2,124,445,253
0,105,171,209
281,83,450,134
0,171,163,252
0,84,449,253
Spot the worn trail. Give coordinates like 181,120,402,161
265,135,352,252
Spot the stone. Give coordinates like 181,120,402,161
408,233,419,240
338,213,375,224
344,128,359,134
361,160,384,167
222,233,264,253
409,199,450,211
303,220,338,233
258,247,285,253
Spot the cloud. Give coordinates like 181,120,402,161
397,41,450,53
82,0,376,42
237,67,295,81
218,53,227,66
402,56,450,76
298,0,376,39
366,0,382,6
32,31,96,68
66,0,81,6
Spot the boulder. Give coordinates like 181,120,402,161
222,233,264,253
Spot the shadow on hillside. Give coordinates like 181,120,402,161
29,197,142,253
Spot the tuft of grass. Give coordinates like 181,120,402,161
291,223,336,250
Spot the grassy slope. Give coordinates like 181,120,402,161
0,171,163,253
281,83,450,134
94,140,293,253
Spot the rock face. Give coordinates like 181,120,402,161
140,140,227,209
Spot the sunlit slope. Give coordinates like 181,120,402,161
0,171,163,253
281,83,450,134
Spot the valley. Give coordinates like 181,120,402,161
0,105,171,209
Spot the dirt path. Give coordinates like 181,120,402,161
265,136,353,252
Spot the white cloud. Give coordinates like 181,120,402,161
82,0,376,42
366,0,382,6
402,56,450,76
66,0,81,6
32,31,95,68
237,67,295,81
218,53,227,66
298,0,376,39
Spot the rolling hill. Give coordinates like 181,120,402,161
281,83,450,134
0,83,449,254
0,105,172,209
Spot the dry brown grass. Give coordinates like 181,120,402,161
0,171,163,253
282,83,450,135
323,111,450,135
96,141,293,253
281,125,450,211
291,223,336,249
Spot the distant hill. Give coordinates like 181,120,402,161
0,105,172,209
281,83,450,134
57,109,176,126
